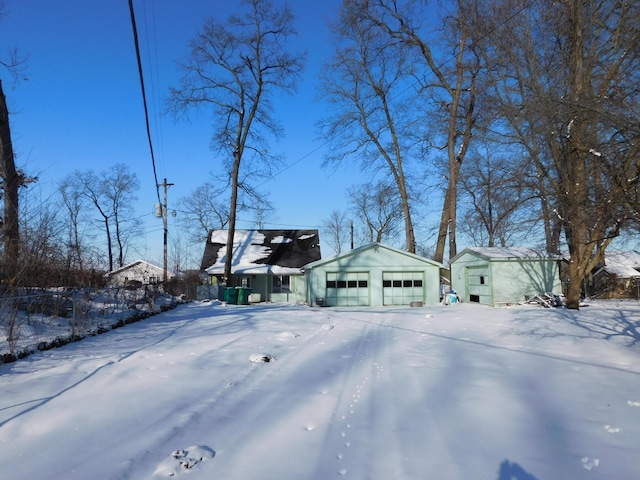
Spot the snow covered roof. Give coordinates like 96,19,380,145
304,242,445,270
598,250,640,278
453,247,561,263
105,259,164,277
200,229,321,275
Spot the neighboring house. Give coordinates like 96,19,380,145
304,243,444,307
591,250,640,299
450,247,562,306
105,259,166,286
200,229,321,303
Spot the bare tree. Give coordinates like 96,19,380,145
322,209,350,255
71,164,140,272
319,1,422,252
470,0,640,308
355,0,480,261
458,146,537,248
0,6,30,283
168,0,305,284
347,180,403,244
177,181,230,244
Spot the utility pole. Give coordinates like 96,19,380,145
157,178,174,283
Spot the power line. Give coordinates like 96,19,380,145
127,0,162,206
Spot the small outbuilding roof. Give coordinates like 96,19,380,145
596,250,640,278
451,247,561,263
201,229,321,275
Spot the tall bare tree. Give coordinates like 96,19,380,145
354,0,480,261
168,0,305,284
319,1,421,252
70,164,140,272
470,0,640,308
0,6,30,283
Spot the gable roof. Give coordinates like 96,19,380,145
451,247,561,263
597,250,640,278
304,242,445,270
201,229,321,275
105,259,164,277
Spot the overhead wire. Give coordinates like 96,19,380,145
127,0,162,206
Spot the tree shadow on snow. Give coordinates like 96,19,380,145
498,460,538,480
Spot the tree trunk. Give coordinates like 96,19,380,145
0,80,20,280
224,151,241,285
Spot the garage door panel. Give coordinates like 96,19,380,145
382,272,425,306
325,272,370,306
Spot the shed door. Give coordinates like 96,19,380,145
325,272,370,306
467,266,491,304
383,271,425,306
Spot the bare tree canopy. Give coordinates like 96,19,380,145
468,0,640,308
168,0,305,283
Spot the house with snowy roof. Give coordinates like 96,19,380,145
200,229,321,303
591,250,640,299
450,247,562,306
105,259,168,287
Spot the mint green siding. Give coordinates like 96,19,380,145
451,248,561,306
305,243,443,307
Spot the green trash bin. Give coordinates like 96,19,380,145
224,287,238,304
237,287,253,305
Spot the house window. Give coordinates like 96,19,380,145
272,275,290,293
149,276,158,284
240,276,252,288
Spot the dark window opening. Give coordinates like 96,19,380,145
403,280,412,287
470,294,480,303
480,276,485,285
326,280,336,288
358,280,368,288
348,280,357,288
393,280,402,287
337,280,347,288
414,280,423,287
383,280,391,287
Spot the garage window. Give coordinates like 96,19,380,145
325,272,370,306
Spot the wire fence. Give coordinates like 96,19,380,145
0,286,180,364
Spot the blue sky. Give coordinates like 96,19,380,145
0,0,373,264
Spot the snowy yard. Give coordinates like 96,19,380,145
1,301,639,480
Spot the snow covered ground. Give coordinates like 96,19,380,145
1,300,639,479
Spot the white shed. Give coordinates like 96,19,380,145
304,243,444,307
105,259,167,286
450,247,562,306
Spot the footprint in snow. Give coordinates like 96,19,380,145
153,445,215,477
581,457,599,471
249,353,275,363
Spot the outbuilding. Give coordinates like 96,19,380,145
304,243,444,307
450,247,562,306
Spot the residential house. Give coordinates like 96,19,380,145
200,229,321,303
105,259,166,287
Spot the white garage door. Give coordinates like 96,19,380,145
325,272,370,306
382,271,425,306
